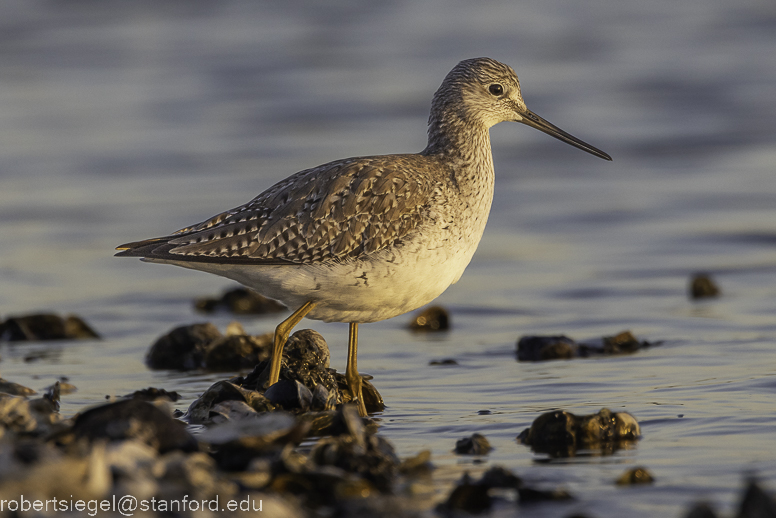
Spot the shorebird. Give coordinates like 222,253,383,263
116,57,611,416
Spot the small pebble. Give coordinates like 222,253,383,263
690,273,720,299
409,306,450,331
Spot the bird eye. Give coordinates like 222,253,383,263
488,84,504,96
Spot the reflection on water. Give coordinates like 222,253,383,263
1,1,776,516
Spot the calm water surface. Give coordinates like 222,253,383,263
1,1,776,516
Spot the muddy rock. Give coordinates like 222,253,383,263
0,378,36,396
517,331,657,362
255,406,398,509
398,449,434,478
517,408,640,458
599,331,646,354
124,387,181,402
309,418,399,492
682,479,776,518
68,398,198,453
146,322,274,371
683,503,718,518
241,330,339,394
302,404,378,438
438,473,492,515
146,322,222,370
0,313,100,341
438,466,529,515
336,372,385,413
186,380,275,424
265,379,314,412
616,466,655,485
737,479,776,517
454,433,492,455
0,441,111,503
310,383,338,412
195,286,286,314
517,335,577,361
203,332,274,371
0,393,60,437
201,412,309,471
234,329,384,413
408,306,450,331
330,495,425,518
690,273,720,299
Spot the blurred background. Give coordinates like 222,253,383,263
1,1,775,516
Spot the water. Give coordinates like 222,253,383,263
2,1,776,516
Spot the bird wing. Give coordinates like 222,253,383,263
116,155,436,265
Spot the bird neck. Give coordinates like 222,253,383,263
421,115,495,183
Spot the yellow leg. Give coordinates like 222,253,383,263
346,322,368,417
268,301,317,386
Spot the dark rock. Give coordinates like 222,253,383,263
124,387,181,402
147,322,277,371
601,331,643,354
737,480,776,518
200,412,309,471
437,473,491,515
203,333,273,371
282,330,336,390
429,358,458,365
194,288,286,315
0,314,99,341
244,330,340,395
454,433,492,455
408,306,450,331
517,408,640,458
331,495,424,518
690,273,720,299
0,378,36,396
265,379,313,412
146,322,222,370
683,503,718,518
616,466,655,485
302,404,378,438
0,393,60,436
336,372,385,414
479,466,522,489
236,330,384,413
209,400,261,423
69,399,198,453
517,335,577,361
310,410,399,492
13,439,46,465
195,287,286,314
398,449,433,477
518,331,658,361
439,465,531,515
186,380,274,424
310,384,337,412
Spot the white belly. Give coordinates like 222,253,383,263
149,238,476,323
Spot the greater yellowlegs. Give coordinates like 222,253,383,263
116,57,611,416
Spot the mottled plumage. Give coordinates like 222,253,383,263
117,58,611,416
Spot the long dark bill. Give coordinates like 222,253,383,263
520,109,612,161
